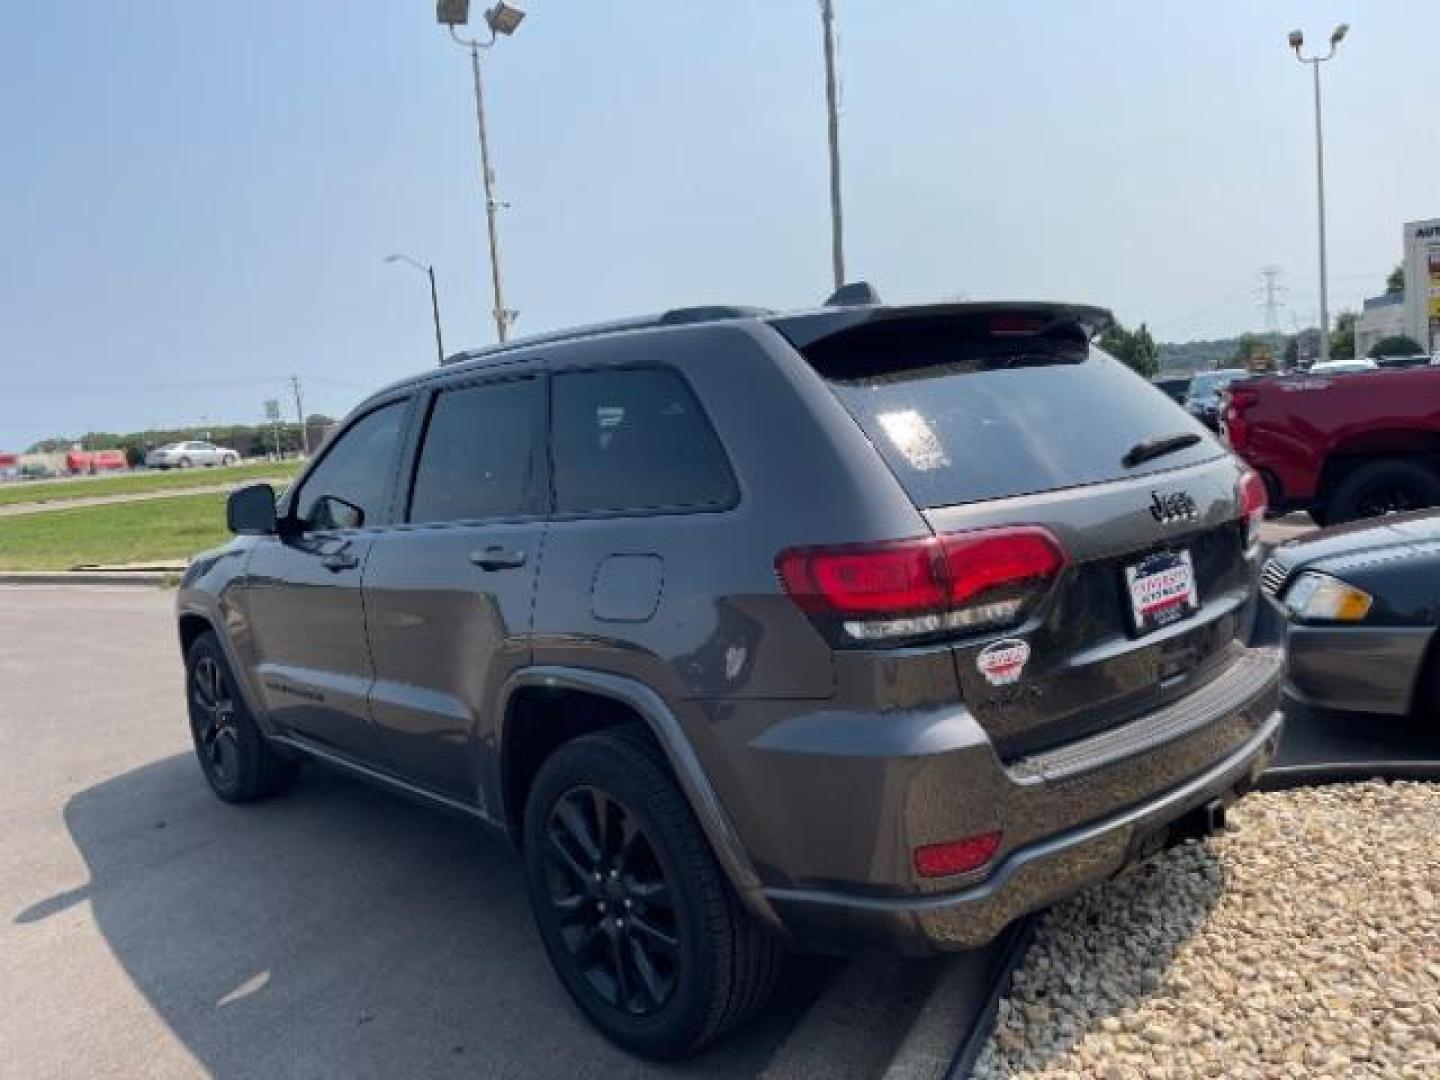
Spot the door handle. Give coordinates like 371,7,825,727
321,552,360,572
469,546,527,571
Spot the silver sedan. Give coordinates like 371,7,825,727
144,441,240,469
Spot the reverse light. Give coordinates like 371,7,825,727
1283,572,1373,622
914,831,1003,878
776,527,1066,645
1237,469,1267,548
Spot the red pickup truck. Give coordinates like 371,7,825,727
1222,366,1440,524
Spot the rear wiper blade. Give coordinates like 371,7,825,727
1122,432,1202,468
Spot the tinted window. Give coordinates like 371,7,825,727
552,368,736,514
409,379,541,523
293,401,406,528
811,330,1221,509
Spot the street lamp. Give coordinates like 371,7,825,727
437,1,526,344
385,254,446,366
1289,23,1349,365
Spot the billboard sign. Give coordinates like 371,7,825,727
1403,219,1440,354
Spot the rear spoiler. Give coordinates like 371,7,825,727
770,301,1115,351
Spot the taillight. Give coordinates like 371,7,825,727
1238,469,1267,548
1222,386,1258,450
776,526,1066,644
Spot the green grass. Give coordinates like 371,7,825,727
0,459,302,508
0,492,232,570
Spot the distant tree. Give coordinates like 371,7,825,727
1330,310,1358,360
1229,333,1263,368
1386,264,1405,294
1369,334,1425,358
1099,321,1160,378
1282,335,1299,369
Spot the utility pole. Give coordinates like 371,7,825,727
290,375,308,458
819,0,846,291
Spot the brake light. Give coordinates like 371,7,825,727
1222,386,1258,450
776,526,1066,643
1238,469,1267,548
914,831,1003,877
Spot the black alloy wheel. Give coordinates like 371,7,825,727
184,631,300,803
191,654,241,792
522,726,781,1058
543,786,680,1017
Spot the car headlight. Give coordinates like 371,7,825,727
1283,572,1373,622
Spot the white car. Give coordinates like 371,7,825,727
1309,358,1378,374
144,441,240,469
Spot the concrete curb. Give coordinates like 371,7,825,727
0,570,176,587
853,918,1038,1080
1258,760,1440,790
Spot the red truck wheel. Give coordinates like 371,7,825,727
1326,460,1440,523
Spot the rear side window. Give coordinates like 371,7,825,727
804,319,1222,509
552,368,736,515
409,379,541,523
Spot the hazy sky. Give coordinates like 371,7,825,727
3,1,1437,449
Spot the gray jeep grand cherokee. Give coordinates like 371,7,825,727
176,298,1282,1058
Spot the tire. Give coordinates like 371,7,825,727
185,631,300,803
1325,460,1440,524
522,726,781,1059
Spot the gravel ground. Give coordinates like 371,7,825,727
973,782,1440,1079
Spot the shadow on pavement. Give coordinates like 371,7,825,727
26,754,833,1080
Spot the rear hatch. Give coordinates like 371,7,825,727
774,305,1260,761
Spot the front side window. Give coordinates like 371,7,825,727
292,400,406,529
551,368,736,515
409,379,541,523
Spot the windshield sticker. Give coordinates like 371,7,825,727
977,639,1030,686
876,409,949,471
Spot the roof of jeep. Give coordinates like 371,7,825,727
359,297,1113,406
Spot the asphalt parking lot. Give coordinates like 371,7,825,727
0,586,847,1080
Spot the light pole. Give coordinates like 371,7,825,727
818,0,845,291
437,0,525,344
385,254,446,366
1289,23,1349,365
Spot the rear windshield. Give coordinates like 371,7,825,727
806,322,1222,509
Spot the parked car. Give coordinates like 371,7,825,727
1222,364,1440,525
1184,368,1248,430
64,448,127,474
1261,509,1440,720
145,440,240,469
1371,353,1432,370
1152,373,1192,404
176,297,1282,1057
1309,358,1378,374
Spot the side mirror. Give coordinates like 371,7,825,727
310,494,365,531
227,484,278,536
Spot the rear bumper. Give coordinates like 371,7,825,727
1283,622,1433,717
765,711,1278,954
740,646,1283,955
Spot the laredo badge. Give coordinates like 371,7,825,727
977,638,1030,686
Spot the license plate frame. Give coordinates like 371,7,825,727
1124,549,1199,636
